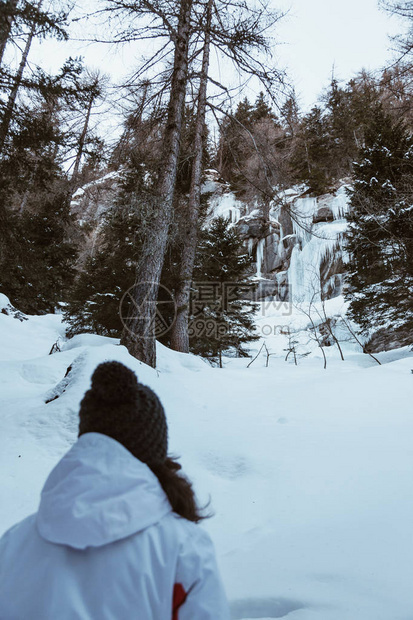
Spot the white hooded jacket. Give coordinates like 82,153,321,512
0,433,230,619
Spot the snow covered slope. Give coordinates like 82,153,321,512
1,298,412,620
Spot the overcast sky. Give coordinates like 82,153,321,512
272,0,403,109
29,0,404,116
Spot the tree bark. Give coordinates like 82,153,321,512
120,0,193,367
169,0,212,353
0,0,18,67
71,90,96,185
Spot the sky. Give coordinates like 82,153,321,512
27,0,405,121
272,0,403,109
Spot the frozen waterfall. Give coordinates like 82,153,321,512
286,188,350,302
256,238,265,278
288,223,345,302
248,238,254,256
209,192,242,224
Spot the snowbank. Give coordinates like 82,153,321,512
0,303,412,620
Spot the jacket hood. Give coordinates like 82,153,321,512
36,432,172,550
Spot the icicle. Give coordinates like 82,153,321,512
291,197,317,246
209,192,242,223
287,223,347,302
256,238,265,278
248,238,254,256
230,206,240,223
331,185,350,220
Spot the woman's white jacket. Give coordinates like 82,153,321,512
0,432,230,619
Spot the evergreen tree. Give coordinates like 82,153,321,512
324,78,357,174
216,97,254,193
64,101,211,340
189,216,259,366
0,183,78,313
216,93,288,202
280,92,300,136
0,100,79,313
290,105,333,194
345,105,413,334
0,1,70,152
251,91,275,122
64,166,149,336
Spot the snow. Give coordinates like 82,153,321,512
330,185,350,220
1,293,412,619
210,192,242,224
71,171,122,202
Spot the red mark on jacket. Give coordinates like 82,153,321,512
172,583,187,620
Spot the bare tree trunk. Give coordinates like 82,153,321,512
298,297,327,369
170,0,212,353
0,3,40,153
342,318,382,365
71,91,95,185
0,0,18,66
319,298,345,360
120,0,193,367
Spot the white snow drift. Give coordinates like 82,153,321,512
0,294,412,620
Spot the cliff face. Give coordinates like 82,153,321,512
70,170,122,265
205,172,350,303
71,169,350,305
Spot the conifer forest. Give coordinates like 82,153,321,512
0,0,411,366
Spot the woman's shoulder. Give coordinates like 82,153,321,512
165,513,215,554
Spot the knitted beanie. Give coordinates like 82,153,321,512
78,361,168,466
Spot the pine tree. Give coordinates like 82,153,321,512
64,166,148,336
0,183,78,313
216,93,288,201
64,160,183,338
251,91,275,122
345,105,413,334
0,101,79,313
190,216,259,366
290,105,333,194
0,0,70,153
324,78,357,175
216,97,254,194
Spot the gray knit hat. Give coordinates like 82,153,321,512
78,361,168,465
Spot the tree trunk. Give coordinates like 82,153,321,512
71,90,95,185
0,16,37,153
120,0,193,367
0,0,18,67
170,0,212,353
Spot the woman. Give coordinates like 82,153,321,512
0,361,230,619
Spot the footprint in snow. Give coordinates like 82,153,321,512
201,451,249,480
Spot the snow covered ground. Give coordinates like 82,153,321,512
1,293,412,620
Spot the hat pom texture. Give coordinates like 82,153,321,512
79,361,168,466
89,362,138,405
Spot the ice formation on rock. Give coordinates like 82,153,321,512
277,186,350,302
256,238,265,279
